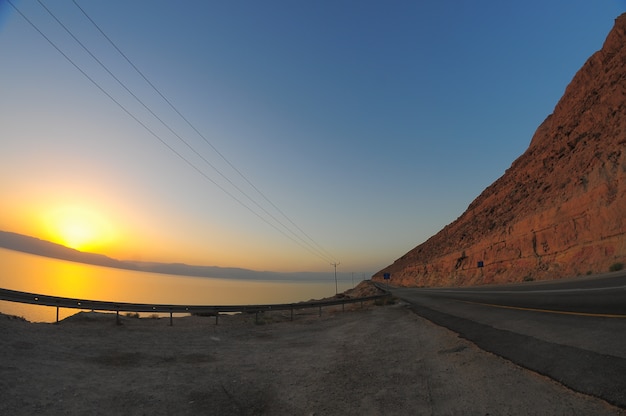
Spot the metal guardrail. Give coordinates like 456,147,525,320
0,287,392,325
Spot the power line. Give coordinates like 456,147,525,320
71,0,338,264
7,0,337,264
35,0,336,264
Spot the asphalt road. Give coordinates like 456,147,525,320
384,272,626,409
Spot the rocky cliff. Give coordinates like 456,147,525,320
374,14,626,287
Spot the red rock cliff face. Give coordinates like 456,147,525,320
374,14,626,287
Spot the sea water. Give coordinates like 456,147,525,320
0,248,355,322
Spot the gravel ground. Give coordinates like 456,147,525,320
1,301,623,415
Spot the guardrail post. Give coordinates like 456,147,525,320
169,310,173,326
56,305,59,324
116,309,120,326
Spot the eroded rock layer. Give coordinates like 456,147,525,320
374,14,626,287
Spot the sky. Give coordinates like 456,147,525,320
1,1,625,276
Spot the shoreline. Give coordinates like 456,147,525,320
0,279,387,324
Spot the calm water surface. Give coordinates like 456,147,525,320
0,248,354,322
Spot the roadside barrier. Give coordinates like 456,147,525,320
0,287,392,325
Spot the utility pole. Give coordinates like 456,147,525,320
331,262,340,294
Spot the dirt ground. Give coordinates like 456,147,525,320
1,300,623,416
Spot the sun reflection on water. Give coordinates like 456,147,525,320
0,248,352,322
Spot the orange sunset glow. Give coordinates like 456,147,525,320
43,205,115,252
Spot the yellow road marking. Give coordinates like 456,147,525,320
460,300,626,319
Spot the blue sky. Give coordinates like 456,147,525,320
0,1,624,276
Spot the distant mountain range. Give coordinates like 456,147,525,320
0,230,132,269
0,230,329,281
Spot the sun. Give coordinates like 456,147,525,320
45,205,113,252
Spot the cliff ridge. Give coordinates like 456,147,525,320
374,14,626,286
